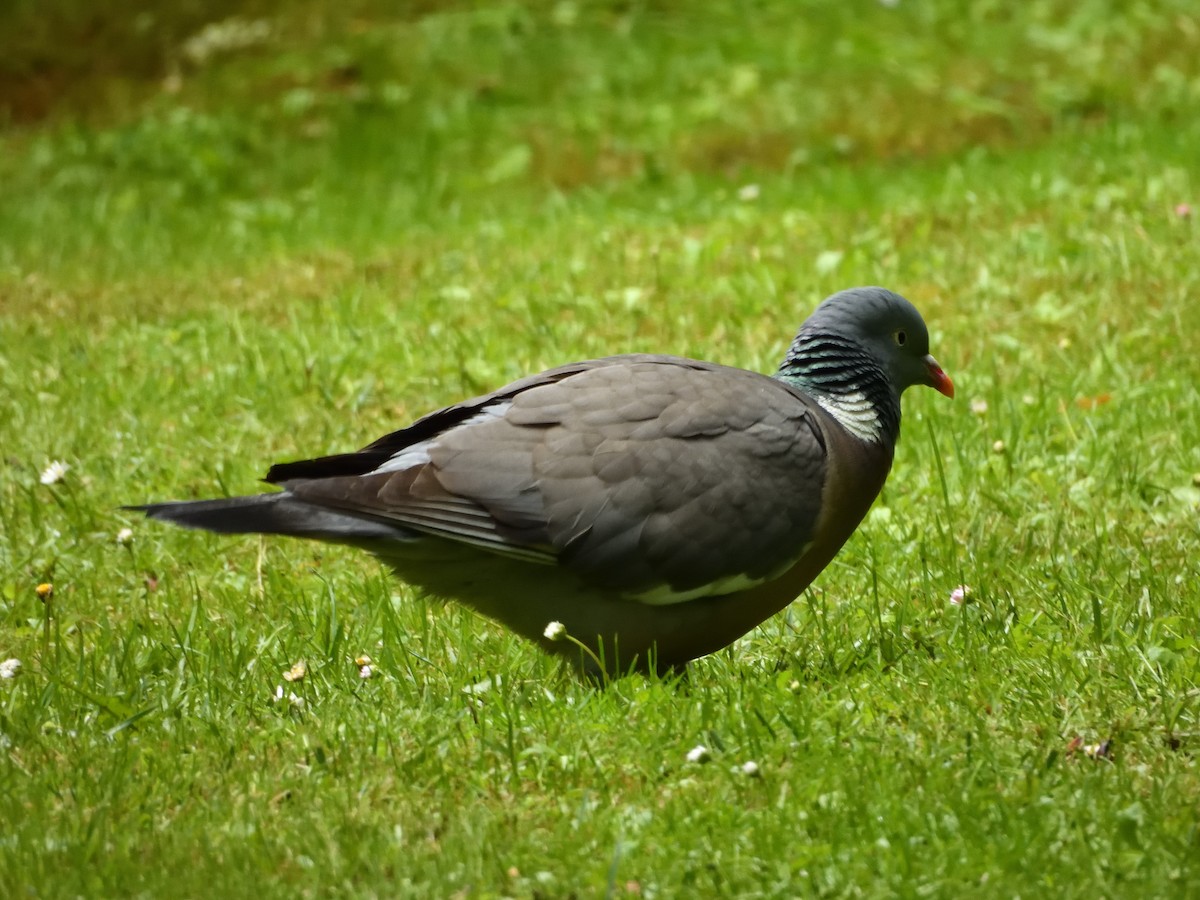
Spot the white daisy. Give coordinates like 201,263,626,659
40,460,70,485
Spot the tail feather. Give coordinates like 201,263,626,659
126,493,412,542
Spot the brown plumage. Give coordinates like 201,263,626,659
131,286,953,677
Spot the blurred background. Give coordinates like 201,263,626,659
3,0,1196,276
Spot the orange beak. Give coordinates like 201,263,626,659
924,355,955,399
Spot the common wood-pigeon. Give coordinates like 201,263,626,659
132,286,954,677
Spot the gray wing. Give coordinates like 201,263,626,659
283,356,830,603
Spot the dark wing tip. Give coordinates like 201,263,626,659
264,452,392,484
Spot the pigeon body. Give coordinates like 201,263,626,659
133,286,953,676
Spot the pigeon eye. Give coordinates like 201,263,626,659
894,330,907,347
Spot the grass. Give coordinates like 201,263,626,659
2,1,1200,896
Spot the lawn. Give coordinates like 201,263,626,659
2,1,1199,896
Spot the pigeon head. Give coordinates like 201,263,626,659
777,286,954,443
806,286,954,398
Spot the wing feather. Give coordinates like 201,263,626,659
276,355,829,604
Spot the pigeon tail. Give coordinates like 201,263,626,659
126,494,413,542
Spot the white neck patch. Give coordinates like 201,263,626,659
816,390,883,443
